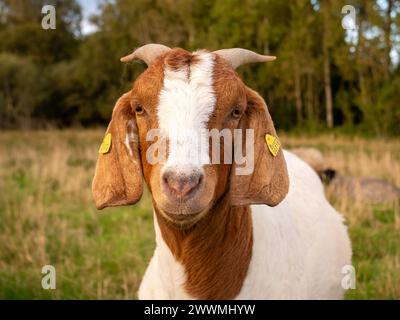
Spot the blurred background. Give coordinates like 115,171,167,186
0,0,399,299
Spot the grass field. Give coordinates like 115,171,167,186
0,130,399,299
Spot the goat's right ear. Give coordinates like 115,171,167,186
92,92,143,209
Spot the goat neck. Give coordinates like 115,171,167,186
153,195,253,299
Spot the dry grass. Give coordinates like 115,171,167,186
0,130,154,299
0,130,399,299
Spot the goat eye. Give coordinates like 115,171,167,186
135,104,144,114
231,107,242,119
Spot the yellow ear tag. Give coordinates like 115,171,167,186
99,133,112,154
265,134,280,157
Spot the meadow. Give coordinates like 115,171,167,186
0,130,399,299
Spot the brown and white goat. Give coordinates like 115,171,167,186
92,44,352,299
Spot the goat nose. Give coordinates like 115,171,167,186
162,170,203,198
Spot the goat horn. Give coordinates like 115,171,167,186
213,48,276,69
120,44,171,65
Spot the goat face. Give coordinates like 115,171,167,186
92,45,289,226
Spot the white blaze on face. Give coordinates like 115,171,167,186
157,51,216,172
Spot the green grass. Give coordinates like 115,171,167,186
0,130,399,299
0,130,154,299
345,206,400,299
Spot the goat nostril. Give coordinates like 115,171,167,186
163,171,203,198
163,175,169,185
191,175,201,190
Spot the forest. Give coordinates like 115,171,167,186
0,0,399,136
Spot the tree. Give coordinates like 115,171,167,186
0,54,44,128
0,0,399,135
0,0,81,64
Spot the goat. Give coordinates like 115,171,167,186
291,147,400,203
92,44,352,299
290,147,332,181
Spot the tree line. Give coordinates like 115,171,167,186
0,0,399,136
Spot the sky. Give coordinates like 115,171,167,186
78,0,99,34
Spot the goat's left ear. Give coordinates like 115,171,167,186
230,87,289,206
92,91,143,209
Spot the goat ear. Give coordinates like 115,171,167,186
92,92,143,209
229,88,289,206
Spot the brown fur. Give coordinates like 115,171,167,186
155,194,253,300
131,56,165,191
92,92,143,209
92,47,289,299
230,88,289,206
164,48,201,77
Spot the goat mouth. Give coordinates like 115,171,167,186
160,208,208,226
165,211,201,221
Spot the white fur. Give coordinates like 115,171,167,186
138,150,352,299
237,150,352,299
124,120,138,157
138,213,193,300
157,51,216,172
